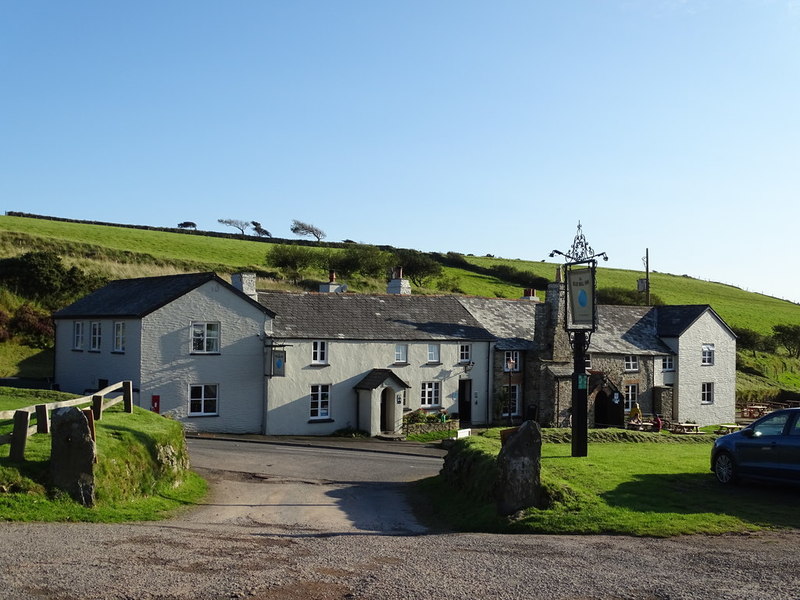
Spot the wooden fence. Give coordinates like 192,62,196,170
0,380,133,461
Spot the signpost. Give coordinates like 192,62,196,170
549,223,607,458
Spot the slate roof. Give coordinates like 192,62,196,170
655,304,720,337
354,369,411,390
457,297,538,350
590,305,672,356
53,272,272,319
258,292,496,341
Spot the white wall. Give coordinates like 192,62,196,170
139,280,269,434
265,339,490,436
673,311,736,425
54,319,142,394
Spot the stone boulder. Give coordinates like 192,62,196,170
495,420,543,515
50,407,96,506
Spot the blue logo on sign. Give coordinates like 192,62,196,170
276,359,283,368
578,289,588,307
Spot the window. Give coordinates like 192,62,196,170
701,382,714,405
312,340,328,365
502,384,521,416
90,321,102,351
624,384,639,411
459,344,472,363
113,322,126,353
624,355,639,372
192,322,220,353
662,356,675,371
427,343,440,364
752,412,790,437
310,384,330,419
702,344,715,366
189,384,218,416
504,350,520,372
420,381,441,407
72,322,84,350
394,344,408,364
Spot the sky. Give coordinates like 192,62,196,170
1,1,799,302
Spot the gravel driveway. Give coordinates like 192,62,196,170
1,437,799,599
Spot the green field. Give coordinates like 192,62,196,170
0,388,206,522
429,430,800,536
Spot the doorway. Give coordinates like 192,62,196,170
594,390,624,428
458,379,472,424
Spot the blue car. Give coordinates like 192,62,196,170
711,408,800,485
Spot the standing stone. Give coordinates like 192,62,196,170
496,420,542,515
50,407,96,506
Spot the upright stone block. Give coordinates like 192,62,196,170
50,407,96,506
496,420,543,515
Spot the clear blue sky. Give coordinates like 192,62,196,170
2,1,799,302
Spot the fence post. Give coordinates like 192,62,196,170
10,410,30,461
123,380,133,413
35,404,49,434
92,395,103,421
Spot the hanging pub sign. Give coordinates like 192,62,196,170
565,264,596,331
271,350,286,377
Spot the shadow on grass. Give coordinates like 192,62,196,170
601,472,800,529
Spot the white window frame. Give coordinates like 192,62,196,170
502,383,521,417
189,383,219,416
192,321,220,354
427,343,440,364
503,350,520,372
90,321,102,352
459,344,472,363
624,384,639,412
624,355,639,372
662,356,675,371
702,344,715,366
312,340,328,365
113,321,126,353
394,343,408,364
310,384,331,419
420,381,441,407
73,321,84,350
701,382,714,405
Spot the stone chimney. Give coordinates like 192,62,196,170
387,266,411,295
319,270,347,293
231,272,258,301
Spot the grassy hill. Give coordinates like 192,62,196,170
1,213,799,401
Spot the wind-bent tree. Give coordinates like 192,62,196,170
773,324,800,358
218,218,250,235
177,221,197,230
251,221,272,237
290,219,326,242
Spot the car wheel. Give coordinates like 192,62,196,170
713,452,738,485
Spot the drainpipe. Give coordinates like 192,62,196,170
486,342,493,424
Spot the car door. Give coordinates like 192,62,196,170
775,412,800,481
735,411,791,479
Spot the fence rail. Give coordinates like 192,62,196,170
0,380,133,461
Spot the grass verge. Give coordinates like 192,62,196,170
424,428,800,537
0,388,207,522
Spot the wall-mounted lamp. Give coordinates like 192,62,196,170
464,361,475,373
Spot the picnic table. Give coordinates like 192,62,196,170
715,424,744,435
626,421,652,431
672,422,703,434
741,405,769,419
